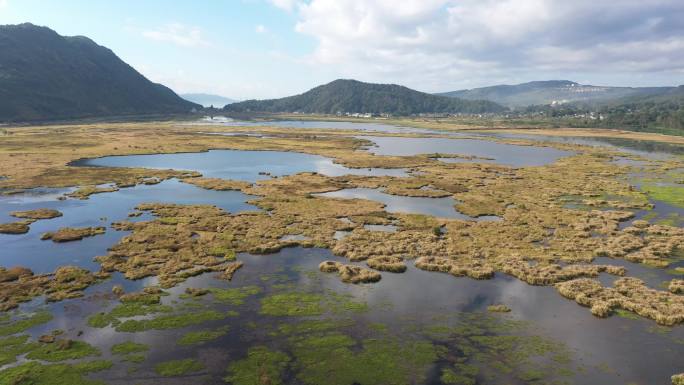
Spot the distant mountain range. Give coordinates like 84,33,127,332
0,23,199,122
181,93,237,108
439,80,674,108
225,79,505,115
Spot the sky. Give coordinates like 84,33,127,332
1,0,683,100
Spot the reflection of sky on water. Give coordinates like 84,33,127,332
77,150,407,181
304,248,684,385
359,136,572,167
476,131,684,160
0,180,257,273
317,187,469,220
192,118,435,134
317,187,500,221
5,244,683,385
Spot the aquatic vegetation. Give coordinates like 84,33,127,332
425,313,576,384
217,261,244,281
318,261,382,283
641,183,684,208
1,121,684,334
66,185,119,200
500,259,625,285
154,358,204,376
118,288,163,305
224,346,290,385
178,326,230,345
291,332,444,385
41,226,106,242
487,304,512,313
181,177,251,191
111,341,149,355
0,266,33,283
270,319,354,337
115,309,227,332
184,287,209,297
556,277,684,325
0,209,62,235
673,373,684,385
0,360,113,385
209,285,261,305
0,221,31,234
26,339,100,361
10,209,63,220
0,311,52,336
260,292,324,316
259,291,367,316
440,366,478,385
415,256,494,280
87,301,173,328
668,279,684,294
366,256,407,272
0,334,37,365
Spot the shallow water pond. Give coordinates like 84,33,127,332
0,180,257,273
359,136,573,167
316,187,499,220
76,149,408,180
193,118,434,134
475,131,684,160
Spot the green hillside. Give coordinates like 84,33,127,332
0,23,199,122
225,79,505,115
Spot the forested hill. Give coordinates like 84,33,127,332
439,80,672,108
224,79,505,115
0,23,199,122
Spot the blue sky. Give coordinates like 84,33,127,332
0,0,331,99
2,0,683,99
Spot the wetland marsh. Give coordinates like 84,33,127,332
0,119,683,385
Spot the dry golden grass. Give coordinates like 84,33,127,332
41,227,106,242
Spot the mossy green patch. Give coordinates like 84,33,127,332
115,310,226,332
0,311,53,336
209,285,261,305
0,335,37,365
260,293,324,316
615,309,641,320
111,341,149,355
208,246,236,261
260,291,367,317
271,319,354,337
26,340,100,362
224,346,291,385
122,353,146,363
641,183,684,208
291,333,444,385
178,326,229,346
0,360,112,385
87,302,173,328
426,314,576,384
155,358,204,376
440,365,478,385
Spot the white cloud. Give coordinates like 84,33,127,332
142,23,211,48
0,0,8,9
255,24,268,34
283,0,684,90
269,0,299,11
